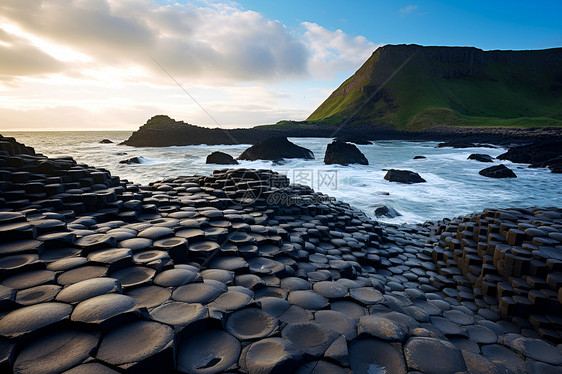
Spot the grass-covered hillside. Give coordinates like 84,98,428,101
307,44,562,130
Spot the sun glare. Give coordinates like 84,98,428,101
0,23,92,63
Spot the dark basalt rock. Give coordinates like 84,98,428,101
323,140,368,166
238,137,314,161
96,321,174,371
206,151,238,165
404,337,467,373
176,329,241,374
349,339,407,374
241,337,303,373
0,302,72,339
479,164,517,178
13,329,100,374
119,156,144,164
374,205,402,218
2,133,562,373
383,169,426,184
468,153,494,162
150,301,207,328
413,155,426,159
225,308,278,340
100,139,113,144
357,315,408,342
498,140,562,173
281,321,339,357
56,277,122,304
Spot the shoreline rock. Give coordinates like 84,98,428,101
0,134,561,372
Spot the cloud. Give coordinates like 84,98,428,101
0,29,64,81
302,22,382,79
0,0,381,129
0,0,309,83
399,4,418,14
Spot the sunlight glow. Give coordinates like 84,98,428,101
0,23,92,63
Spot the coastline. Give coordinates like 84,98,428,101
0,134,561,372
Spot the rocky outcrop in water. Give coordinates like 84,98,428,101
384,169,426,184
206,151,238,165
324,140,369,166
238,137,314,161
479,164,517,178
119,156,144,164
498,140,562,173
468,154,494,162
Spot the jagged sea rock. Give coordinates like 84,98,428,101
324,140,368,166
119,156,144,164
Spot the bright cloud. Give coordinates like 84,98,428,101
0,0,380,130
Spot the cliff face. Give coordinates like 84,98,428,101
307,44,562,130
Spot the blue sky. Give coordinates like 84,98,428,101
1,0,560,130
237,0,562,50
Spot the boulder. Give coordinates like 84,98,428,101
468,154,493,162
206,151,238,165
374,205,402,218
238,137,314,161
413,156,426,159
324,140,368,165
384,169,426,184
100,139,113,144
479,164,516,178
119,157,144,164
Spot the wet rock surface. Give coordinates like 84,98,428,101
323,140,368,165
206,151,239,165
479,164,517,178
0,135,560,372
384,169,426,184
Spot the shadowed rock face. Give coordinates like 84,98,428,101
479,164,517,178
238,136,314,161
206,151,238,165
0,135,561,373
324,140,368,166
498,140,562,173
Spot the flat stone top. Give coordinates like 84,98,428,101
96,321,174,366
0,302,72,338
56,277,121,304
13,329,100,374
72,294,137,324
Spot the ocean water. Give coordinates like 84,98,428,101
4,131,562,223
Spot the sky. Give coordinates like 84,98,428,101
1,0,561,131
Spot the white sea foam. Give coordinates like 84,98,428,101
5,131,562,223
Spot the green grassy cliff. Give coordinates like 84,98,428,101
307,44,562,130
